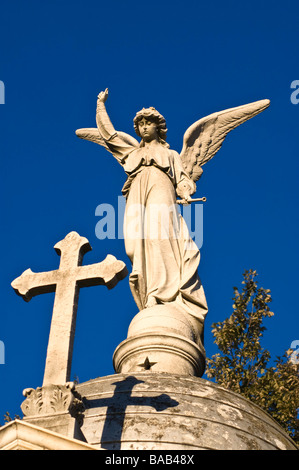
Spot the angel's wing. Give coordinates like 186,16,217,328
180,99,270,182
75,128,139,152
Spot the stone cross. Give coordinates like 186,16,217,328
12,231,128,386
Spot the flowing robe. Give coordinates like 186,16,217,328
103,134,208,329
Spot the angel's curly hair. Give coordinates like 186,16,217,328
133,107,169,147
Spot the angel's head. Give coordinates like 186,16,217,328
133,107,169,147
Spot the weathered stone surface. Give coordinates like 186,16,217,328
75,373,297,450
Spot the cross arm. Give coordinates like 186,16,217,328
76,255,128,289
11,268,59,302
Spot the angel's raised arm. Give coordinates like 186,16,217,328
96,89,117,141
75,89,139,164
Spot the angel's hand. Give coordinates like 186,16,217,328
176,180,195,200
97,88,109,105
182,195,192,204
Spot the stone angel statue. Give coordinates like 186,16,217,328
76,89,270,355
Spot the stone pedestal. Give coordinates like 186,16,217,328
113,304,205,377
20,383,85,441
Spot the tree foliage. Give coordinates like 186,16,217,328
206,269,299,444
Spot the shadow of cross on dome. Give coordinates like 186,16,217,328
83,376,179,450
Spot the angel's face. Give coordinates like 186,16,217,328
138,118,159,143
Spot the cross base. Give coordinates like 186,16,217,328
21,383,85,440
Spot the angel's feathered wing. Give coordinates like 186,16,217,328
180,99,270,182
75,128,139,154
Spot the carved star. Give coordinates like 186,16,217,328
138,357,157,370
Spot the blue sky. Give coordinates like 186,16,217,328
0,0,298,421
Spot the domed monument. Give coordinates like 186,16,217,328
1,92,297,451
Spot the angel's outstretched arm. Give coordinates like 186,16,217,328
75,89,139,163
96,89,117,141
93,89,139,161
